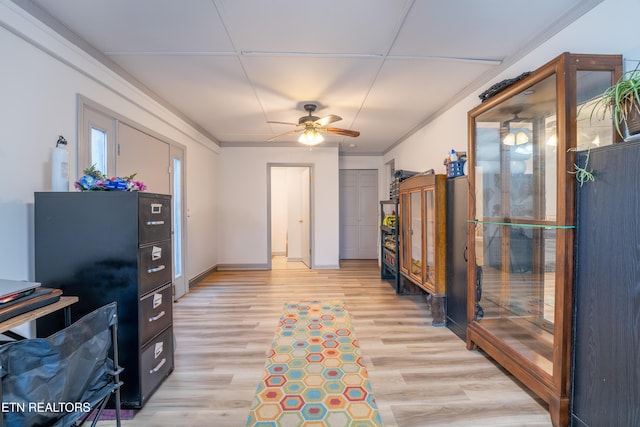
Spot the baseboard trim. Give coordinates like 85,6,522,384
217,263,269,271
313,264,340,269
189,265,218,289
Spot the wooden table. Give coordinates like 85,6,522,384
0,292,78,339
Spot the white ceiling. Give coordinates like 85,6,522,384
23,0,601,154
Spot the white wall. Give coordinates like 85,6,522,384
270,168,288,255
218,146,339,269
286,168,304,261
385,0,640,172
0,2,219,284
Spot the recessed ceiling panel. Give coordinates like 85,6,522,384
33,0,234,53
110,54,262,141
215,0,412,54
355,58,497,141
391,0,589,59
242,55,382,126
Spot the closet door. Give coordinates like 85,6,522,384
339,169,378,259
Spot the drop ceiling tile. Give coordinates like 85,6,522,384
241,55,382,124
215,0,412,54
110,54,261,140
356,57,497,136
33,0,234,53
391,0,586,59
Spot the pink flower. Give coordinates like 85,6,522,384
128,180,147,191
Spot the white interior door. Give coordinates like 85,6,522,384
339,169,379,259
117,122,190,299
358,171,379,258
117,122,170,194
340,170,359,259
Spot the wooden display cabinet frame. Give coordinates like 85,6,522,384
399,173,447,325
466,52,622,427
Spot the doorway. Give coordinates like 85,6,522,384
268,164,312,270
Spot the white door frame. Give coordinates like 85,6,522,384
267,163,314,270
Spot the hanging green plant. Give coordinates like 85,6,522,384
567,147,594,186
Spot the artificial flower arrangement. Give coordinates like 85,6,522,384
75,165,147,192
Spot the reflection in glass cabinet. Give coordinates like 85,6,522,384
467,53,621,427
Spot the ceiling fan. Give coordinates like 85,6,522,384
267,103,360,146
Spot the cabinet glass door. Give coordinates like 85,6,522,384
400,193,411,274
424,188,435,285
410,190,422,281
473,72,558,374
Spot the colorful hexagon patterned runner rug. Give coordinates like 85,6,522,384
246,300,383,427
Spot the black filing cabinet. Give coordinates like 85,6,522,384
445,176,468,340
35,191,174,409
572,141,640,426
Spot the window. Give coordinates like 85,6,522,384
172,156,182,278
79,100,115,176
90,127,108,173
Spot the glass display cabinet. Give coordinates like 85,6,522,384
399,173,447,325
380,199,400,292
466,52,621,427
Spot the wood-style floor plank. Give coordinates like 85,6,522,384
99,260,552,427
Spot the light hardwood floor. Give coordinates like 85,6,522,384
102,260,552,427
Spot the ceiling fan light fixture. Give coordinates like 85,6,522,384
515,130,529,145
502,132,516,146
268,103,358,144
298,128,324,146
503,130,529,146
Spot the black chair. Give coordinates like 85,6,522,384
0,302,123,427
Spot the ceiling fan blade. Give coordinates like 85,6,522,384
314,114,342,127
324,127,360,138
267,128,303,142
267,120,299,126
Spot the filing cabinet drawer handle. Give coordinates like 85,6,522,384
149,311,166,322
146,220,165,226
150,358,166,374
147,265,166,274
